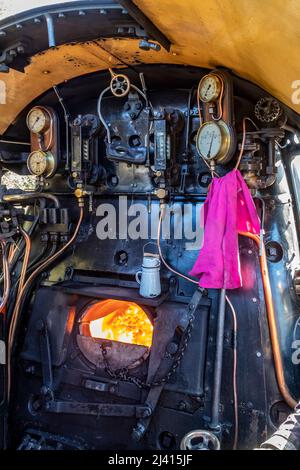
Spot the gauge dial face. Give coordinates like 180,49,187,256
199,74,222,103
26,107,50,134
196,122,223,160
27,150,48,176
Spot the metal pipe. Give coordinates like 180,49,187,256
0,139,30,146
210,287,226,430
53,85,70,170
44,13,56,48
2,192,60,208
239,231,297,409
97,86,112,143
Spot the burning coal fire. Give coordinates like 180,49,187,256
84,299,153,347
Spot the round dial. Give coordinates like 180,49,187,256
27,150,55,177
196,121,222,160
26,107,50,134
196,120,231,162
199,74,222,103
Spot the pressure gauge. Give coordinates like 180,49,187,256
196,120,231,163
27,150,55,177
26,106,51,134
199,74,222,103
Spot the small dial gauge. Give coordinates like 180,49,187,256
196,121,231,162
27,150,55,177
199,74,222,103
26,106,50,134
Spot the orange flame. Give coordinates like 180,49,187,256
88,300,153,347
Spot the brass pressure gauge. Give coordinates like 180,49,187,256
26,106,51,134
196,120,231,163
199,74,222,103
27,150,56,177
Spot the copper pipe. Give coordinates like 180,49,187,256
7,228,31,364
0,241,10,314
17,228,31,296
239,231,297,409
7,207,84,400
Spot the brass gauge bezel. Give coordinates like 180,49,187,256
26,106,51,134
199,74,222,103
196,120,232,163
27,150,56,178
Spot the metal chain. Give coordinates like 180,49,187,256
100,304,197,389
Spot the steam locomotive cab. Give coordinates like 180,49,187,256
0,1,299,451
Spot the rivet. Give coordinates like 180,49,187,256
122,9,128,14
100,9,107,15
16,24,23,29
58,13,65,18
34,18,41,23
248,250,253,254
252,297,257,303
78,10,85,16
256,351,262,357
0,31,6,37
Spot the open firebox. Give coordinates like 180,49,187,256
78,299,153,371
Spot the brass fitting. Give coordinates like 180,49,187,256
74,187,87,208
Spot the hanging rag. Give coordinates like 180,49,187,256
189,169,260,289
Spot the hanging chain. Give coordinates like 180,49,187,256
100,295,200,389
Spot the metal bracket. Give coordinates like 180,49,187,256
132,287,206,441
45,399,152,418
118,0,171,51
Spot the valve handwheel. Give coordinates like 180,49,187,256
180,430,220,450
110,74,131,97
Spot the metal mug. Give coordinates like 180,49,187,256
136,253,161,298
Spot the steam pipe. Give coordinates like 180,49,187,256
210,288,226,430
239,231,297,409
44,13,56,48
3,192,60,208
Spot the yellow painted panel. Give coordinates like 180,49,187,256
134,0,300,111
0,0,299,133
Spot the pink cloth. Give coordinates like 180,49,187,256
189,169,260,289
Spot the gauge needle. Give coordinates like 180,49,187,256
206,132,215,159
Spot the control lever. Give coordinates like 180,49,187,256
37,319,53,398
